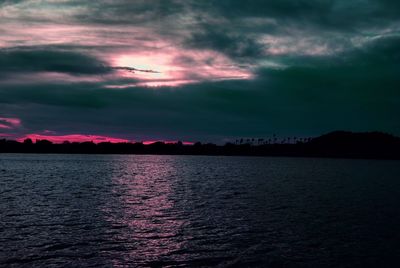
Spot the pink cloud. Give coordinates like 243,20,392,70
0,124,12,129
1,19,255,87
0,117,22,129
18,134,131,144
15,133,194,145
113,49,253,87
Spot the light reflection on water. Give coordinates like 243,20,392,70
104,156,187,266
1,154,400,267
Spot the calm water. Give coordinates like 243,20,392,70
1,154,400,267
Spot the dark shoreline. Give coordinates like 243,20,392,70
1,131,400,160
1,153,400,162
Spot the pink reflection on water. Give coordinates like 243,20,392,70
105,156,188,265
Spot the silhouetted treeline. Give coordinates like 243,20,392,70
1,131,400,159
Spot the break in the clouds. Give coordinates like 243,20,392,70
0,0,399,142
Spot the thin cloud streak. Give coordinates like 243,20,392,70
112,66,160,74
0,117,21,129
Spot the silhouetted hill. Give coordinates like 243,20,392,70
307,131,400,158
1,131,400,159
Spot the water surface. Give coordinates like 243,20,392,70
1,154,400,267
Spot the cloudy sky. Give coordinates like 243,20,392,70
0,0,399,143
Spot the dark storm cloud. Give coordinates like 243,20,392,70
0,0,24,6
252,35,400,131
185,25,265,60
72,0,399,29
1,0,399,141
0,49,109,75
197,0,400,29
73,0,185,25
177,0,400,61
1,35,400,141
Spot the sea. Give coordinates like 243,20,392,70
1,154,400,267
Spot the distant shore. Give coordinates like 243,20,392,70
1,131,400,160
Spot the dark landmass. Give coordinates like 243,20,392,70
1,131,400,159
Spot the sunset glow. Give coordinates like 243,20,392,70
17,134,131,144
1,1,400,267
0,0,399,142
15,133,194,145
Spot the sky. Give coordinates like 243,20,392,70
0,0,399,143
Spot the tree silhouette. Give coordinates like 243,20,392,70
0,131,399,159
23,138,33,145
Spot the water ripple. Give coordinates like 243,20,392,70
1,154,400,267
